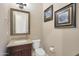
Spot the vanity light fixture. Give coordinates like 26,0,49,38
16,3,27,9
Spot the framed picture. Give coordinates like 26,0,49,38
44,5,53,22
54,3,76,28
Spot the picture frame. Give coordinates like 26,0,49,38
44,5,53,22
54,3,76,28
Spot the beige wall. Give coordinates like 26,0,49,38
42,3,79,56
42,3,63,56
62,3,79,56
0,3,43,55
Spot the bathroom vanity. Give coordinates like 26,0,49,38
7,8,32,56
7,39,32,56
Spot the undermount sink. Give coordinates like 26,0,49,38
13,40,28,44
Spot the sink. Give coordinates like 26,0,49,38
13,40,27,44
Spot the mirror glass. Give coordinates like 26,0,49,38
10,8,30,35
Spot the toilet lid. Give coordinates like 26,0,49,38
35,48,46,55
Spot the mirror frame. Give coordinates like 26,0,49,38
10,8,30,35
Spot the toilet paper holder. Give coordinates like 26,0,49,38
49,46,55,52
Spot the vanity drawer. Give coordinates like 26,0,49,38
7,43,32,56
9,44,32,50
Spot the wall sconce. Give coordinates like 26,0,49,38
16,3,27,9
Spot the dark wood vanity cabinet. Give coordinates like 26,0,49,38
7,43,32,56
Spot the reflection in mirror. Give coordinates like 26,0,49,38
10,8,30,35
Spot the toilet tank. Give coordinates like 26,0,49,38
32,39,40,49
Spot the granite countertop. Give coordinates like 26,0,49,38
7,39,32,47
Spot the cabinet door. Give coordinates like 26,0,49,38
7,44,32,56
21,48,32,56
11,48,31,56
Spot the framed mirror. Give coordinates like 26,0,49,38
10,8,30,35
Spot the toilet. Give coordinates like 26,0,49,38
32,39,47,56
